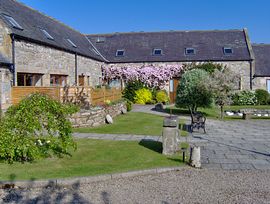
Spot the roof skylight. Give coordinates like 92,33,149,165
40,29,54,40
185,48,195,55
3,14,23,30
116,50,125,57
153,49,163,55
66,39,77,48
223,47,233,55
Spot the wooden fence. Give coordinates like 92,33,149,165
11,86,122,106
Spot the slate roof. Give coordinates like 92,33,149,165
0,0,103,61
0,53,11,65
253,44,270,76
87,30,252,63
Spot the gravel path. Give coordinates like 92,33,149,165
1,168,270,204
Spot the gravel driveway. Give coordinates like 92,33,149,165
1,168,270,204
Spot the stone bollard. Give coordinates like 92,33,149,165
162,116,180,155
189,146,201,168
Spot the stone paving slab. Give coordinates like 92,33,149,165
196,119,270,170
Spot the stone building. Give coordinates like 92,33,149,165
87,30,255,102
252,44,270,92
0,0,269,109
0,0,105,110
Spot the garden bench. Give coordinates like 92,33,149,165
190,112,206,133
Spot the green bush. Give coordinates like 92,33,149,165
122,81,145,102
156,90,169,104
188,62,223,74
232,90,257,105
0,93,78,163
176,69,213,113
255,89,270,105
125,99,133,112
134,88,153,104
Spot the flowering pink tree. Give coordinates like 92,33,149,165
102,64,183,89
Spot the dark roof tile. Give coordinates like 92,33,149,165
253,44,270,76
0,0,103,61
87,30,252,63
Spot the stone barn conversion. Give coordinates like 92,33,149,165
0,0,269,110
252,44,270,92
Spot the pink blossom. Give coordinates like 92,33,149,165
102,64,183,89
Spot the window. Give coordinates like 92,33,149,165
40,29,54,40
17,73,43,86
116,50,125,57
223,47,233,54
185,48,195,55
66,39,77,48
96,37,106,43
50,75,67,86
153,49,163,55
3,14,23,30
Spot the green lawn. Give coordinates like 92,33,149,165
74,112,164,136
165,105,270,120
0,139,183,181
74,112,189,136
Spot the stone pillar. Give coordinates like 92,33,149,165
190,146,201,168
162,116,180,155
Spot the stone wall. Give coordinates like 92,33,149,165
77,55,103,86
15,39,103,86
253,77,270,91
108,61,252,90
0,19,12,61
0,67,12,110
70,102,126,128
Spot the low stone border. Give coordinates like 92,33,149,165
1,166,185,189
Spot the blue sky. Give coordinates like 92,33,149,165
19,0,270,43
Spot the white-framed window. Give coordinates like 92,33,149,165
153,48,163,55
116,50,125,57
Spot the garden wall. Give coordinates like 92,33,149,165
69,101,126,128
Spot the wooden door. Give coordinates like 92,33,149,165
169,78,179,104
79,75,85,86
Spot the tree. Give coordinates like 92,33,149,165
175,69,213,114
208,68,237,119
185,62,224,74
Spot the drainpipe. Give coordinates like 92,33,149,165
75,52,78,85
11,34,15,86
250,60,254,90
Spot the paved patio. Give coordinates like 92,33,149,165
74,105,270,170
194,119,270,170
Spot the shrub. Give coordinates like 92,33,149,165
134,88,153,104
125,99,133,112
255,89,270,105
232,90,257,105
0,93,78,163
122,81,145,102
176,69,213,113
156,90,169,104
187,62,223,74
